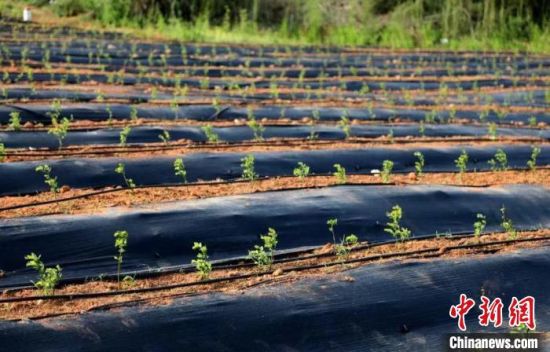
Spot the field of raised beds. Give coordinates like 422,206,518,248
0,20,549,351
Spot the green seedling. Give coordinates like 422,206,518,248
0,143,5,162
488,149,508,171
8,111,21,130
488,122,497,140
500,206,517,239
113,230,129,287
115,163,136,189
327,218,338,245
35,164,59,194
338,110,351,139
248,228,278,269
191,242,212,280
333,164,347,184
455,150,469,180
308,109,321,140
241,154,258,181
527,146,541,171
25,252,62,295
384,205,411,242
201,124,219,143
130,105,138,122
48,116,70,149
119,126,131,146
335,234,358,262
528,116,537,127
247,118,265,141
381,160,393,183
327,218,358,260
473,213,487,240
293,162,310,180
158,130,171,145
174,158,187,183
122,275,136,289
413,152,425,178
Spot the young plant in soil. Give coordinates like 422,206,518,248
500,206,518,240
24,252,62,295
527,146,541,171
333,164,347,184
113,230,129,287
248,228,278,270
381,160,394,183
487,122,498,140
130,105,138,123
384,205,411,243
413,151,425,178
473,213,487,240
8,111,21,130
115,163,136,189
488,149,508,171
247,118,265,141
35,164,59,194
174,158,187,183
308,109,320,140
326,218,358,260
0,143,5,162
201,124,219,143
192,242,212,280
455,150,469,181
241,154,258,181
293,162,310,180
48,115,70,149
338,110,351,139
119,126,131,146
158,130,171,145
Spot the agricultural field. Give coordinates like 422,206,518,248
0,16,549,352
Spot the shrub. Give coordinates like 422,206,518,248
113,230,129,287
174,158,187,183
241,154,258,181
35,164,59,194
192,242,212,280
201,124,219,143
413,151,424,178
473,213,487,239
293,162,310,180
115,163,136,189
333,164,347,184
381,160,393,183
25,252,62,295
384,205,411,242
248,228,278,269
119,126,131,146
488,149,508,171
8,111,21,130
527,146,541,171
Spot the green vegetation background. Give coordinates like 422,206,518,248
2,0,549,52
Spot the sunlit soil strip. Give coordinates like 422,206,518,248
0,169,548,219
